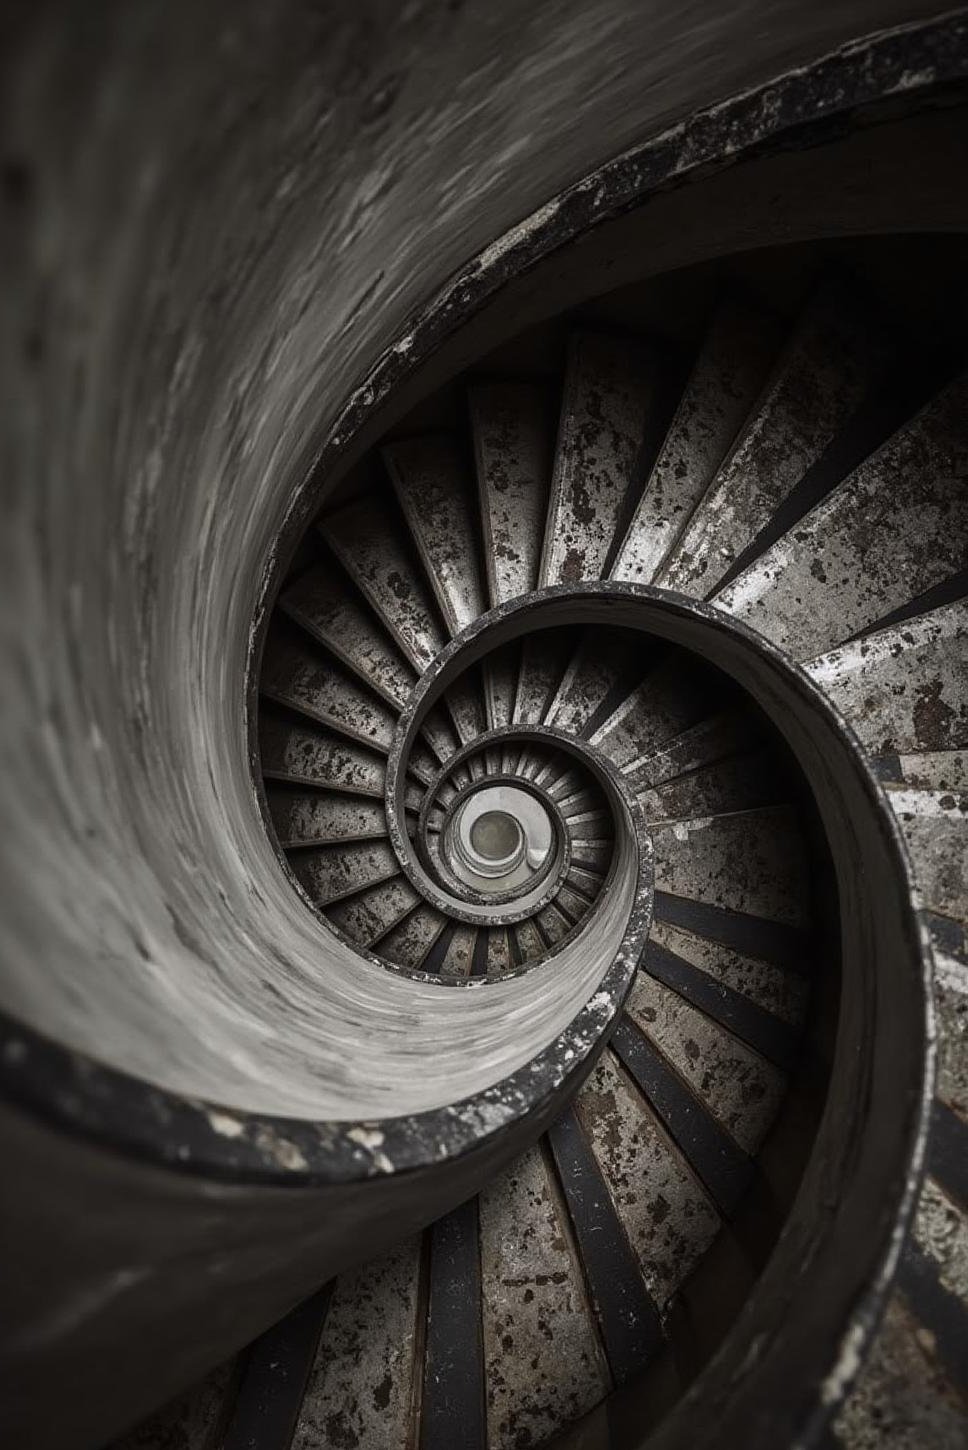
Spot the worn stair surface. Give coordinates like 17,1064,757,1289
115,277,968,1449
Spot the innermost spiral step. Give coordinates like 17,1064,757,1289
469,810,522,864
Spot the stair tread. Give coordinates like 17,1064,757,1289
261,625,399,753
651,805,810,929
546,1107,665,1382
267,790,388,847
472,380,556,606
887,789,968,927
611,1016,754,1217
641,936,801,1071
536,901,572,946
378,903,447,970
513,918,545,965
421,703,463,771
545,632,640,737
480,1144,608,1446
445,673,489,753
322,494,446,670
259,713,424,809
591,655,714,774
927,927,968,1148
625,972,785,1154
639,747,786,824
385,434,487,635
440,922,478,979
879,750,968,793
575,1050,720,1312
327,876,421,948
485,927,513,977
659,279,892,597
625,711,756,790
611,298,780,586
805,599,968,757
293,1241,420,1450
483,645,518,736
290,840,400,906
716,372,968,659
541,331,656,587
281,563,416,708
649,919,809,1028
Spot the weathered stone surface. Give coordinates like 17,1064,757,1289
281,565,417,709
933,944,968,1119
612,300,779,587
2,5,961,1445
718,380,968,659
887,790,968,926
574,1050,719,1309
265,790,388,847
261,625,400,750
514,918,546,965
385,435,487,637
892,752,968,792
293,1238,421,1450
436,923,474,978
805,602,968,757
833,1294,968,1449
322,494,447,673
540,334,655,588
290,841,400,906
651,806,809,927
378,903,446,971
480,1145,608,1448
591,657,709,771
326,877,420,948
639,748,783,823
472,383,555,607
649,918,809,1026
260,715,397,795
625,973,785,1152
662,281,888,597
914,1177,968,1303
545,633,638,736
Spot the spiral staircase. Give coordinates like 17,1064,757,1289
2,7,968,1450
113,261,968,1449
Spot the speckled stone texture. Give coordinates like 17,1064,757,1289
834,1293,968,1449
0,4,960,1447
